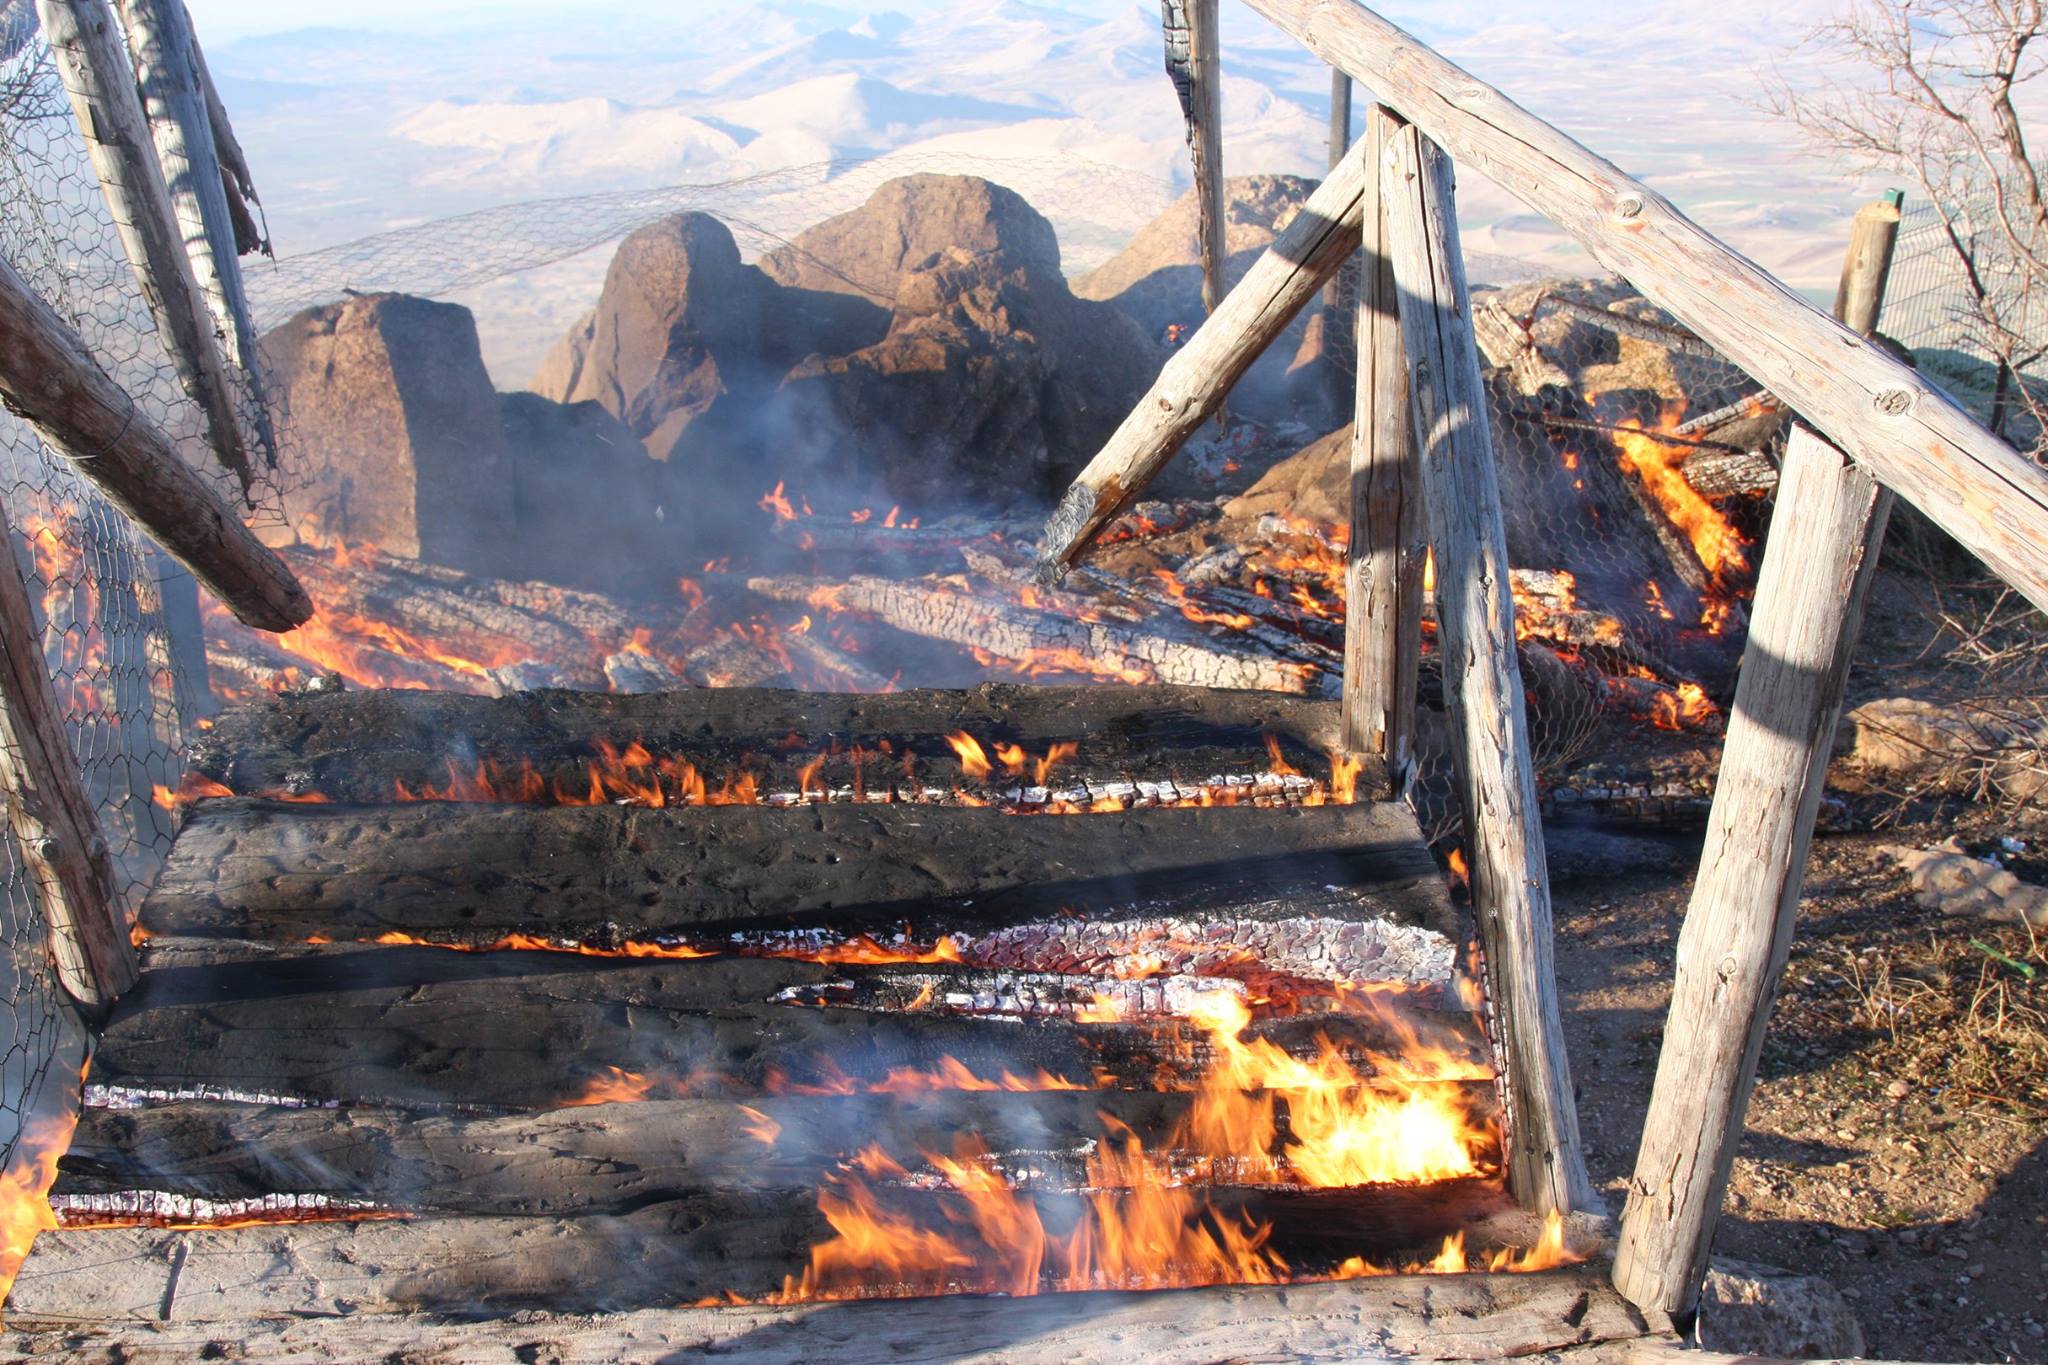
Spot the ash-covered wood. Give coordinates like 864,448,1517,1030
6,1191,1580,1323
189,683,1341,802
52,1092,1503,1216
747,573,1335,696
140,798,1451,948
2,1262,1654,1360
90,940,1487,1112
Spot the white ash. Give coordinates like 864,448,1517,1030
779,971,1247,1020
962,913,1456,990
86,1083,341,1111
51,1190,390,1226
754,769,1322,808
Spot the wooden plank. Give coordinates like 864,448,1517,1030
0,496,136,1014
115,0,277,462
5,1252,1645,1355
33,0,256,494
141,800,1456,947
192,683,1341,801
1035,138,1369,578
0,254,311,631
1380,121,1593,1216
90,941,1484,1111
1340,104,1423,794
1610,426,1891,1318
1238,0,2048,617
53,1094,1504,1216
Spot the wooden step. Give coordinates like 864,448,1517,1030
190,682,1341,803
140,798,1451,947
10,1182,1542,1321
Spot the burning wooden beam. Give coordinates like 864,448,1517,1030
93,937,1480,1113
0,256,310,632
53,1091,1503,1215
140,799,1452,951
188,684,1346,802
746,572,1335,696
0,1260,1643,1359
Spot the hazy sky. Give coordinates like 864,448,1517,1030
176,0,1876,382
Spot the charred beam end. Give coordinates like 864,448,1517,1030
0,255,310,632
1034,136,1372,578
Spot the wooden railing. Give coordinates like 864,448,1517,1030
1037,0,2048,1325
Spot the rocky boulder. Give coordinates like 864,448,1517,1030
760,178,1160,507
759,173,1062,307
263,292,513,575
1221,424,1349,526
530,212,793,463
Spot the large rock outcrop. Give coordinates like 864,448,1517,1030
264,293,513,574
758,176,1160,506
528,213,791,463
529,177,1160,520
759,174,1062,307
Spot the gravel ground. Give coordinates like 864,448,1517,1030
1552,813,2048,1363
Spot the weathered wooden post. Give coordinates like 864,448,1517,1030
116,0,277,464
34,0,258,495
1187,0,1225,315
0,253,312,632
1339,104,1422,794
1037,139,1369,578
0,498,138,1017
1611,426,1892,1318
1834,191,1903,338
1380,118,1595,1215
1322,66,1353,320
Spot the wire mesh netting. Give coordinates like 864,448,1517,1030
1885,196,2048,453
0,21,256,1170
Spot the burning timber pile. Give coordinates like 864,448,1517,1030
199,174,1776,820
11,687,1604,1318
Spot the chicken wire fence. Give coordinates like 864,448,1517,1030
1884,195,2048,454
0,19,281,1173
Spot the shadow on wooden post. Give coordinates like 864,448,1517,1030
1379,117,1595,1216
1612,426,1893,1318
1339,105,1423,798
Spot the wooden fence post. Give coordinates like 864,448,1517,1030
1037,138,1369,578
0,497,138,1018
116,0,277,465
0,253,312,632
1187,0,1225,315
34,0,257,496
1339,105,1422,794
1611,426,1893,1318
1380,119,1595,1215
1322,66,1353,320
1835,192,1903,338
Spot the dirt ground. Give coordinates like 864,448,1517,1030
1553,805,2048,1362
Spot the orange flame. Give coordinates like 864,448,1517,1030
1601,399,1750,582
